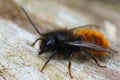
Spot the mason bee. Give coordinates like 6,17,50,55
21,8,115,78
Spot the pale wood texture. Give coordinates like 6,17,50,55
0,0,120,80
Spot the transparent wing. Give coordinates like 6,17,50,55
70,24,100,31
65,41,110,52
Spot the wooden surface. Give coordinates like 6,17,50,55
0,0,120,80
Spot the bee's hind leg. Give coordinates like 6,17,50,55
83,49,106,68
91,56,106,67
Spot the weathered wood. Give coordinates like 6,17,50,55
0,0,120,80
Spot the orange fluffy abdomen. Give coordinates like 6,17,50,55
73,29,109,56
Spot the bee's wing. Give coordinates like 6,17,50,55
65,41,110,52
70,24,100,31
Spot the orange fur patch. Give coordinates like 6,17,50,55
73,29,109,56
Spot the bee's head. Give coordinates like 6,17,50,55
40,33,56,52
21,8,56,53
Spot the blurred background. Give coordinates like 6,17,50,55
0,0,120,44
0,0,120,79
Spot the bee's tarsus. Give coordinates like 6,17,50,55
92,56,106,67
32,38,43,46
40,50,57,72
68,50,75,78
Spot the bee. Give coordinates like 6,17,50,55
21,8,116,78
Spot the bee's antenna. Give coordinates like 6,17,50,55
21,7,42,36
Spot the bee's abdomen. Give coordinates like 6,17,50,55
73,29,109,56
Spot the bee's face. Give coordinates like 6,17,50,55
40,34,56,51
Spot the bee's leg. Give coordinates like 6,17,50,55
64,50,72,60
41,50,57,72
31,38,42,46
38,50,44,55
108,47,117,53
68,51,75,78
82,49,106,67
91,56,106,67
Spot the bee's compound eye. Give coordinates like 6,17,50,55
46,40,52,46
